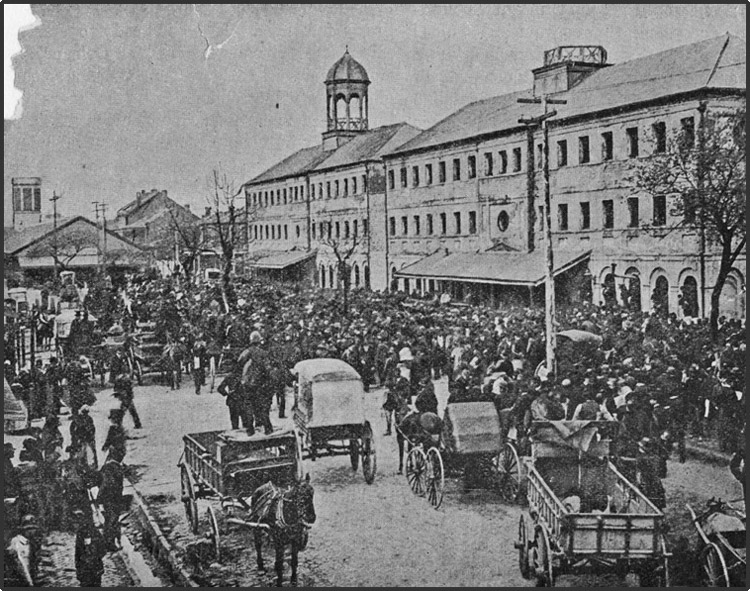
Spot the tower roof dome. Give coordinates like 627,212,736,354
326,49,370,83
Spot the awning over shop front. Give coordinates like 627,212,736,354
395,249,591,286
249,250,317,270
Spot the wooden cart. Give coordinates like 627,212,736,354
292,358,376,484
686,499,746,587
516,421,671,587
178,427,304,549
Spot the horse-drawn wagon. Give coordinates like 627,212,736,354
177,428,314,585
292,358,377,484
686,498,746,587
515,420,671,587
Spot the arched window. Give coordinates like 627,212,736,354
364,265,370,289
652,275,669,316
680,276,699,317
602,273,617,308
353,264,360,287
329,266,335,288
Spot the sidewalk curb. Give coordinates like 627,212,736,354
125,478,200,588
684,442,731,466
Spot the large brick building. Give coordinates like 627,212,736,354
244,35,745,318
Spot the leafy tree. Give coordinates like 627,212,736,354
630,103,745,339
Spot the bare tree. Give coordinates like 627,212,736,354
203,167,252,311
320,218,365,315
160,207,207,283
27,228,98,272
630,103,745,338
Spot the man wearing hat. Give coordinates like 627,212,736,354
217,361,247,430
70,406,98,469
74,509,107,587
110,348,142,429
102,409,126,462
99,448,125,552
240,331,272,436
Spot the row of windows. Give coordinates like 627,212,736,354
388,210,477,237
311,175,368,200
12,187,42,212
248,185,305,208
252,223,301,241
388,117,696,190
553,194,668,232
311,218,368,241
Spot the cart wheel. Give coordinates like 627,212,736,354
180,464,199,534
405,447,428,496
349,439,360,471
361,423,377,484
532,525,554,587
700,542,729,587
206,506,221,563
516,514,530,579
495,442,521,503
426,447,444,509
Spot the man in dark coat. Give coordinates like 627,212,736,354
217,366,245,430
69,406,98,469
99,450,125,552
110,348,142,429
74,512,107,587
67,356,97,414
239,331,272,435
102,409,127,462
191,335,208,395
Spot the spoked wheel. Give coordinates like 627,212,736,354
180,464,199,534
349,439,360,471
532,525,554,587
361,423,377,484
206,506,221,563
700,542,729,587
405,447,428,496
516,514,531,579
425,447,445,509
494,442,521,503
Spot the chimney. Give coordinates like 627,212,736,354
136,191,142,207
184,203,190,211
532,45,608,97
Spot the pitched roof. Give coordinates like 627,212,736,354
116,189,164,217
389,34,746,156
4,216,143,255
246,123,422,185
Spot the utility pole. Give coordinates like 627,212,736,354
92,201,102,271
519,94,567,377
49,192,62,282
92,202,108,274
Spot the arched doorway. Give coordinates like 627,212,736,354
623,268,642,312
719,272,745,319
390,267,398,292
680,276,699,317
602,273,617,307
651,275,669,316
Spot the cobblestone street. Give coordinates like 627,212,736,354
71,375,742,587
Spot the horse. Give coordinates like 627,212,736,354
249,474,316,587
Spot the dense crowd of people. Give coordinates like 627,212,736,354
4,271,746,584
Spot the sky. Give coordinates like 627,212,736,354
4,4,746,225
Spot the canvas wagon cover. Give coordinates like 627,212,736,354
442,402,502,454
293,358,364,428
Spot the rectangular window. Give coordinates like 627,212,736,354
536,143,544,169
653,195,666,226
400,167,408,188
310,185,315,200
557,140,568,167
426,214,434,235
512,147,522,172
578,136,590,164
335,221,341,238
652,121,667,153
412,166,419,187
425,163,433,185
344,221,350,238
271,226,276,240
362,175,367,192
401,216,408,235
681,116,695,147
580,202,590,230
499,150,508,174
362,219,368,236
484,153,493,176
283,188,287,203
558,204,569,231
318,183,323,199
353,220,358,237
454,212,462,234
335,180,340,197
627,197,639,227
343,179,348,196
538,205,544,231
468,211,477,234
299,185,304,200
467,155,476,179
311,222,316,240
601,131,613,161
284,225,288,240
413,215,421,235
440,212,447,234
603,200,614,229
452,158,461,181
388,169,395,190
352,177,357,194
326,182,331,199
438,161,446,183
389,216,396,236
626,127,639,158
23,187,32,210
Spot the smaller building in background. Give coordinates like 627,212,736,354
10,177,43,230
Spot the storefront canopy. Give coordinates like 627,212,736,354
395,249,591,286
248,250,317,270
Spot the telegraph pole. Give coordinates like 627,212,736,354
49,192,62,282
519,94,567,377
92,201,103,271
